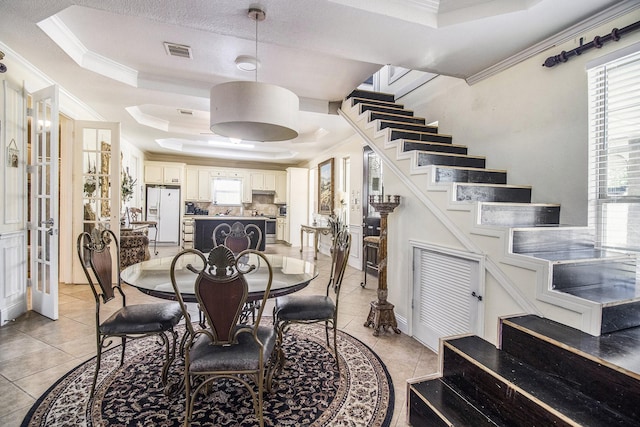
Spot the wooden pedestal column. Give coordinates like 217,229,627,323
364,195,401,336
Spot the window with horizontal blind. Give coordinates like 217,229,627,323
588,47,640,252
211,178,242,205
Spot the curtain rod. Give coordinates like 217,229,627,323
543,20,640,68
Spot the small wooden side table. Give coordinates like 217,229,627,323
300,224,331,259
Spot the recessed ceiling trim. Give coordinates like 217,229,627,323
126,106,169,131
38,15,138,86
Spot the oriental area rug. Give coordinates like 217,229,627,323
22,323,394,426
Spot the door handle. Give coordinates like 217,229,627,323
40,218,54,227
47,228,55,236
471,291,483,301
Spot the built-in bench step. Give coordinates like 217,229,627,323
391,129,453,144
409,378,505,426
442,335,638,426
402,140,467,155
455,183,532,203
432,165,507,184
347,89,395,103
501,315,640,421
480,202,561,226
378,119,439,134
367,111,424,125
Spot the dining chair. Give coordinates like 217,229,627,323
273,230,351,371
213,221,262,253
169,245,276,427
212,221,264,323
76,228,183,397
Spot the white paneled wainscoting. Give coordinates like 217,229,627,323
0,230,27,326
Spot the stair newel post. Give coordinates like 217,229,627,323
364,194,402,336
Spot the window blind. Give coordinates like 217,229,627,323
588,49,640,252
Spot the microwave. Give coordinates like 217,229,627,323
278,205,287,216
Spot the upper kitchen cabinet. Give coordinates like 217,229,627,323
145,161,184,185
185,167,199,200
274,171,287,204
251,171,276,191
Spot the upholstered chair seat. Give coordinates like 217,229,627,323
189,326,276,373
99,302,183,335
275,296,335,321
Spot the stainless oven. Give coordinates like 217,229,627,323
265,218,276,244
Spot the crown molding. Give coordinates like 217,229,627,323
466,0,640,85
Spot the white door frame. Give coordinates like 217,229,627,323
29,85,59,320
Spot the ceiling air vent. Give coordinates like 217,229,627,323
177,109,193,115
164,42,192,59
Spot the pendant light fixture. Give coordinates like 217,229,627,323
209,8,299,142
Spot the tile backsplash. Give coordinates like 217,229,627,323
193,194,278,217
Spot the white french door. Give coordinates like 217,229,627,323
72,121,121,283
29,85,59,320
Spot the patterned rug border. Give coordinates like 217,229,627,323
21,322,395,427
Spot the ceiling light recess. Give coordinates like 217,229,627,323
209,7,299,142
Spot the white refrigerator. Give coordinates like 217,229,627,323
146,186,180,244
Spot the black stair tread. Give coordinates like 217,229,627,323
368,111,425,124
347,89,395,103
403,139,467,151
445,336,638,426
502,315,640,378
560,280,640,305
455,182,532,189
390,128,453,139
523,248,630,262
358,103,414,117
434,165,507,173
350,97,405,109
377,119,439,133
415,151,485,160
481,202,561,207
411,379,506,426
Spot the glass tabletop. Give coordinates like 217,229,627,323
120,252,318,303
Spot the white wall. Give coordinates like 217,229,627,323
388,12,640,227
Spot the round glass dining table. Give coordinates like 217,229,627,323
121,252,318,303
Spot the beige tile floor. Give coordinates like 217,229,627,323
0,242,439,426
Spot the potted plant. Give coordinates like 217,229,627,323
121,168,136,205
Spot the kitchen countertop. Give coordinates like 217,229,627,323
184,215,273,220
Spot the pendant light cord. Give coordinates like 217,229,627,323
255,13,258,83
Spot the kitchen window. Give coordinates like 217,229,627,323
212,178,242,205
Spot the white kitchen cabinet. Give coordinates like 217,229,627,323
211,168,227,178
144,162,183,185
276,217,287,241
241,175,252,203
251,171,276,191
274,171,287,204
185,167,199,200
198,170,212,201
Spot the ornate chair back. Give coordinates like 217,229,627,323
78,228,121,305
213,221,262,254
327,230,352,303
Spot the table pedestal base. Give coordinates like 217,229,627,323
364,300,401,336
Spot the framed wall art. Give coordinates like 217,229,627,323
318,158,334,215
